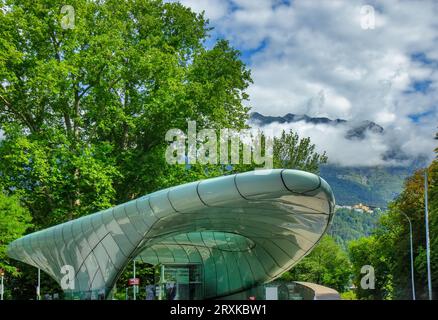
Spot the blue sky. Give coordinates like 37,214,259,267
176,0,437,166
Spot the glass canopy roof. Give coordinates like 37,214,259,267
7,169,335,299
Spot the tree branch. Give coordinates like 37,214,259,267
0,94,11,107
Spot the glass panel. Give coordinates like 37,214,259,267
197,174,242,206
149,191,175,219
102,212,133,257
113,205,143,246
213,249,230,296
124,200,149,235
136,197,157,225
169,244,190,263
235,170,286,197
168,182,205,212
222,250,242,293
82,253,100,288
244,252,268,281
235,252,254,288
100,233,126,270
202,248,217,298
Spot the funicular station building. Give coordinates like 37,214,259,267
8,169,335,300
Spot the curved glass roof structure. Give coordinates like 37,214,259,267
7,169,335,299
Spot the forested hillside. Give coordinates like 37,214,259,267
349,153,438,300
328,208,382,249
321,165,420,208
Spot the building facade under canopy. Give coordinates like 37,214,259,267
7,169,335,300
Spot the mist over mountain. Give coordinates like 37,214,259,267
250,112,384,141
248,111,430,166
249,112,427,207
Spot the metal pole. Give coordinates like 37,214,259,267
133,260,136,301
1,275,4,300
37,268,41,300
125,287,128,300
401,212,416,300
424,171,432,300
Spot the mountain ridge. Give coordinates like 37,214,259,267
249,112,423,207
249,111,384,140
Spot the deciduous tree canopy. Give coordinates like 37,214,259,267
0,0,330,299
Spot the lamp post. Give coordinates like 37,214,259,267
400,212,416,300
424,171,432,300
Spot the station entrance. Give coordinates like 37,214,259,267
156,264,203,300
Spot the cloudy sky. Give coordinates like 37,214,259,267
176,0,437,166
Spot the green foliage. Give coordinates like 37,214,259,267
328,208,382,250
0,0,252,298
379,165,438,299
340,290,357,300
281,236,352,293
320,165,417,208
273,130,327,173
113,260,155,300
349,236,393,300
348,152,438,299
288,207,384,296
0,124,119,227
0,192,32,274
0,0,329,299
0,0,253,228
415,161,438,298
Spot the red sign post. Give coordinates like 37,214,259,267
128,278,140,286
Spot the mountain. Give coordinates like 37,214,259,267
249,112,384,140
328,207,383,249
345,120,384,140
249,112,424,208
250,112,347,125
320,165,417,208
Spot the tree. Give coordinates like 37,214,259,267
0,191,32,274
0,126,119,227
0,0,330,298
0,0,252,229
349,235,393,299
281,235,352,293
382,167,437,299
0,0,252,298
348,152,438,300
328,207,382,250
113,260,155,300
273,130,327,173
416,142,438,298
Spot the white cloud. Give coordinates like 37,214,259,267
263,121,391,166
176,0,438,166
178,0,229,20
255,119,436,167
